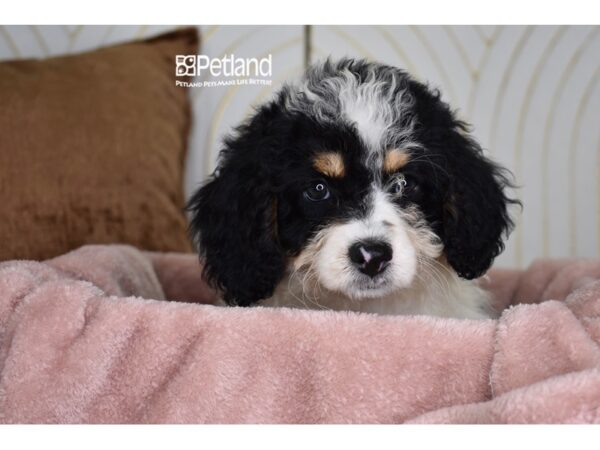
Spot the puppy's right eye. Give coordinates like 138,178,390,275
388,174,408,197
303,182,331,202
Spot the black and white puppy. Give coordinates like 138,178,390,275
188,58,517,319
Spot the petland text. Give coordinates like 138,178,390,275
175,54,272,78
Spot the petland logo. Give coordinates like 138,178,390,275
175,54,273,88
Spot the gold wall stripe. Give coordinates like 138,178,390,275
466,26,503,117
541,28,598,257
29,25,49,56
485,25,538,265
201,26,220,45
202,36,303,174
409,25,457,106
474,26,497,45
327,26,377,60
443,26,474,74
303,25,312,68
211,26,265,73
99,25,115,46
0,27,21,58
59,25,70,38
66,25,83,51
569,70,599,255
489,26,533,157
513,26,567,265
376,26,420,78
191,26,266,101
134,25,148,39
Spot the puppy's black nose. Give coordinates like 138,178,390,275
348,240,393,278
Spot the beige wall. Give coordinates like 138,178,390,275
1,25,598,268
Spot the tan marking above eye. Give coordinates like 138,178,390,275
313,152,345,178
383,148,410,173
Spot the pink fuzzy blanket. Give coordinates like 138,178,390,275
1,245,599,423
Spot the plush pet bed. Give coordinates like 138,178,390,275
1,245,599,423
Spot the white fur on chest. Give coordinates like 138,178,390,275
262,269,495,320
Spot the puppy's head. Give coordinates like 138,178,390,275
188,58,517,306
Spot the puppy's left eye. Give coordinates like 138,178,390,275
304,182,331,202
388,174,408,196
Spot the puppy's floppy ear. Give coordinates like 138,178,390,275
440,126,518,279
187,151,285,306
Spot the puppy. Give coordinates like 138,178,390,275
188,58,517,319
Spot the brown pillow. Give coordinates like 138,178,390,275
0,28,198,261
